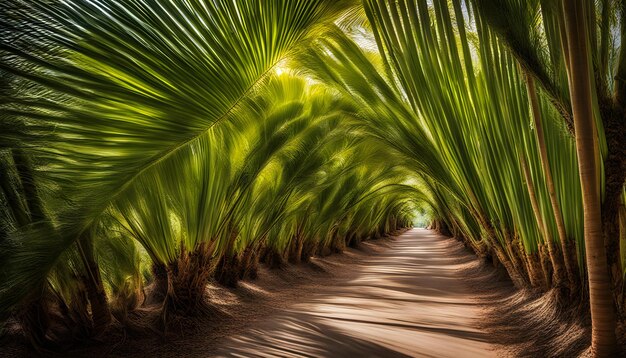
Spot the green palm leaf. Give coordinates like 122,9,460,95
0,0,356,321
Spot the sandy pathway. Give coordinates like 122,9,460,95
214,229,499,357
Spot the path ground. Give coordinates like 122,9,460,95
1,229,506,357
214,228,501,357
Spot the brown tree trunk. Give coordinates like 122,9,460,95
215,253,240,288
150,262,169,304
492,242,527,288
164,242,215,314
345,232,356,248
300,240,316,263
504,232,532,285
562,0,617,354
511,235,536,288
263,246,287,269
520,154,559,288
215,230,240,287
330,232,346,254
239,245,260,280
524,249,543,289
538,244,553,289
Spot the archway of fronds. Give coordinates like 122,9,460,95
1,1,625,356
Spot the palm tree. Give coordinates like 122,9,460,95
473,0,625,354
561,1,617,354
1,1,421,345
525,72,578,289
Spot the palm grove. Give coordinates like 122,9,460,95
0,0,625,357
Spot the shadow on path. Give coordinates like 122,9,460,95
215,229,499,357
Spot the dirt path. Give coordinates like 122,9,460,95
214,228,500,357
1,229,507,357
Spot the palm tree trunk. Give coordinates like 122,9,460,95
239,245,260,280
520,243,542,288
215,229,240,287
520,154,558,288
525,72,579,289
562,0,617,355
167,242,215,312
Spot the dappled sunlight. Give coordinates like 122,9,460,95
215,230,499,357
1,0,624,356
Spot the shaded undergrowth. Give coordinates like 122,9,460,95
452,236,595,357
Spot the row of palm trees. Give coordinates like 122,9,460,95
299,0,625,355
1,67,418,346
0,0,420,349
1,0,625,356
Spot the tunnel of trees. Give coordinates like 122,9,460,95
1,0,625,356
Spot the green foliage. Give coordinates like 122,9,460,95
0,0,417,335
1,0,623,347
